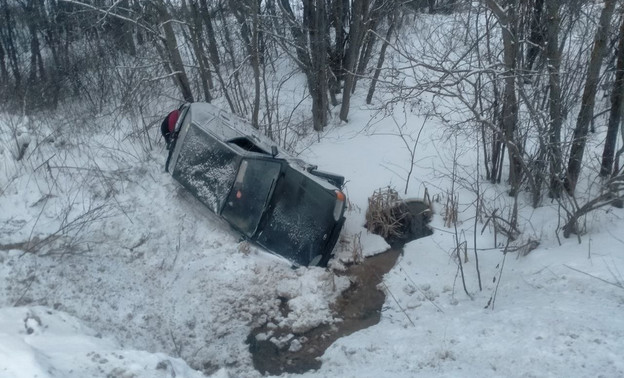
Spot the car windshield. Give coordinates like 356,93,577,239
221,159,281,237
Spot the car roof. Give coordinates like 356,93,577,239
188,103,274,154
186,103,341,191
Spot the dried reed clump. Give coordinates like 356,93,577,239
443,192,458,228
365,187,409,240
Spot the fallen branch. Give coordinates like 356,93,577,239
564,264,623,290
563,175,624,238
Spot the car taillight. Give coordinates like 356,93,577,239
334,190,346,221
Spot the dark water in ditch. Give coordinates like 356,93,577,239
247,201,433,375
247,248,402,375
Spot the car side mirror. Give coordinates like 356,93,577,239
271,145,278,157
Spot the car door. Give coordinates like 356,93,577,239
221,158,281,237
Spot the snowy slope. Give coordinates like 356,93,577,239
2,97,623,378
295,102,624,378
0,306,207,378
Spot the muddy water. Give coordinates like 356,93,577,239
247,248,402,375
248,200,432,375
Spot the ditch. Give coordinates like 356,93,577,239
247,201,433,375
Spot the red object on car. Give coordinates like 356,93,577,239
168,109,180,133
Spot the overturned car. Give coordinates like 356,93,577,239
164,102,347,266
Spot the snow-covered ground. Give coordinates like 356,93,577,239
1,94,623,378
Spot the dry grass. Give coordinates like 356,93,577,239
351,232,363,263
365,187,409,240
443,191,458,228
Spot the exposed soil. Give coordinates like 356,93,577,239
247,203,433,375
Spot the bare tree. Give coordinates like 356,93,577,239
545,0,564,197
339,0,368,122
229,0,263,128
0,37,7,85
0,0,22,100
152,1,194,103
272,0,329,130
184,0,213,103
565,0,617,194
366,1,602,210
367,9,401,104
328,0,347,106
199,0,221,65
525,0,545,71
57,0,195,104
485,0,522,195
600,14,624,177
22,0,46,86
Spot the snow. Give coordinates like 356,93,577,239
2,97,623,378
0,306,206,378
2,19,624,378
315,238,624,378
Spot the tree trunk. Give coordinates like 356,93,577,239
367,11,398,104
525,0,544,71
197,0,237,112
482,13,503,183
565,0,617,194
328,0,347,106
486,0,522,194
353,16,379,93
251,0,261,128
339,0,368,122
278,0,328,130
25,0,45,84
111,0,136,56
0,36,7,85
302,0,329,130
2,0,23,91
187,0,212,102
309,0,329,130
199,0,221,65
545,0,563,197
229,0,262,127
220,5,246,114
156,3,194,103
428,0,435,14
353,0,388,93
600,15,624,177
42,0,67,109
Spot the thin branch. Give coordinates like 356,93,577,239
59,0,162,40
564,264,623,289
